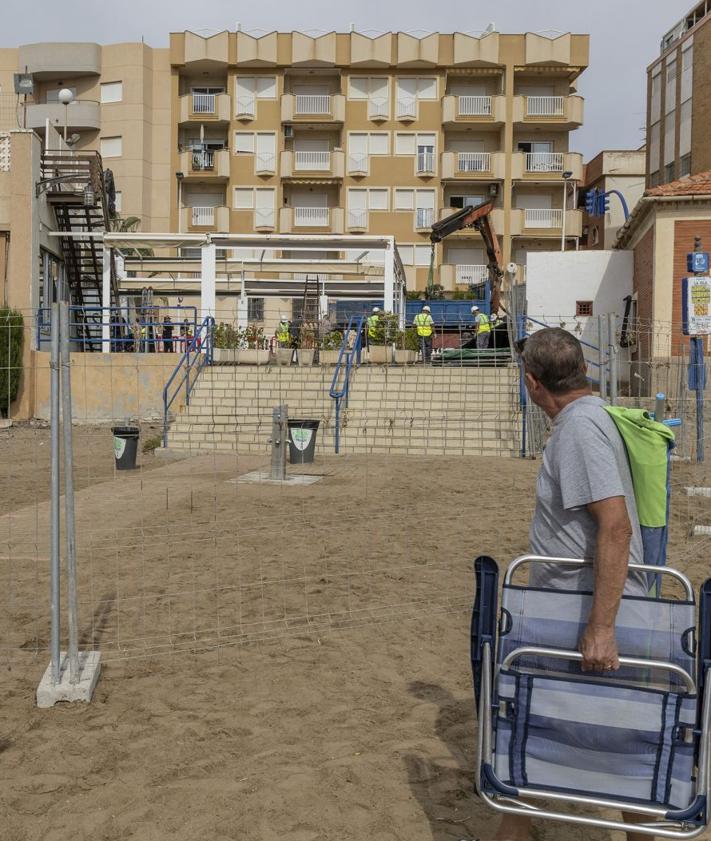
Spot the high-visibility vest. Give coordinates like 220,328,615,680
477,313,492,333
367,314,380,338
276,321,290,343
413,312,434,337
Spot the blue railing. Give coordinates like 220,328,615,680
36,306,198,351
162,316,215,447
329,315,365,454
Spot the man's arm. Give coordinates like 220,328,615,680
579,495,632,672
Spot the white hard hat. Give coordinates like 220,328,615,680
471,305,479,312
423,305,431,312
280,314,288,320
372,306,380,313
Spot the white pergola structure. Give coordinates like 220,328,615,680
50,231,408,352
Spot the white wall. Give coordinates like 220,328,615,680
526,250,634,381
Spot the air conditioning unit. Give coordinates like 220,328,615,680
284,125,294,139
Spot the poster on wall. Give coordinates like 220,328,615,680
682,276,711,335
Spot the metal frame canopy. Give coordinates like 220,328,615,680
49,231,407,350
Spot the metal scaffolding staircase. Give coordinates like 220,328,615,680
37,150,118,349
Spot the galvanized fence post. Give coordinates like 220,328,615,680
598,314,607,401
608,312,618,405
49,302,61,684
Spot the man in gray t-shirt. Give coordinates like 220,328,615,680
494,328,650,841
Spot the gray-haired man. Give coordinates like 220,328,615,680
493,327,649,841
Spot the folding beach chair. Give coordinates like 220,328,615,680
471,555,711,839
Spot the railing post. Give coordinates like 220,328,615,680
598,314,607,400
271,404,288,480
608,312,618,406
102,245,112,353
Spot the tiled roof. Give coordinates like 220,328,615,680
645,172,711,197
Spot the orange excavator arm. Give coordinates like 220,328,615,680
429,201,505,313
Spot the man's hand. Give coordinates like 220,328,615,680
579,623,620,672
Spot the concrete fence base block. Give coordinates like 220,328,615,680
686,487,711,497
36,651,102,709
692,525,711,538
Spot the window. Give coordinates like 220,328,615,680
395,133,416,155
114,191,122,213
46,86,77,103
369,133,389,155
398,244,432,266
100,136,122,158
680,99,692,156
100,81,123,104
664,117,675,165
348,76,389,100
449,194,485,209
650,66,662,123
234,132,255,153
649,170,661,188
347,187,389,210
648,121,660,173
680,153,692,176
235,76,276,99
234,188,254,209
248,298,265,321
681,43,693,102
665,58,677,115
394,188,414,210
576,301,593,317
665,161,676,183
397,77,437,100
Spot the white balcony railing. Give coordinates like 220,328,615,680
348,153,368,174
295,150,330,170
526,96,565,117
368,97,389,119
235,96,256,118
191,149,215,171
416,152,435,174
458,151,491,173
254,208,275,228
255,152,276,173
415,208,434,229
456,264,488,285
294,206,329,226
525,152,564,172
396,98,417,119
192,93,216,114
458,95,492,116
191,206,215,226
348,209,368,229
524,208,563,228
295,94,331,115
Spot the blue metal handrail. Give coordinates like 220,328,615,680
162,316,215,447
329,315,364,454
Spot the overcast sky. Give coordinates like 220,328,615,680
1,0,693,159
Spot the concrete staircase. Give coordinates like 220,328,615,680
167,363,522,457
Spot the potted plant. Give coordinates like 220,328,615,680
298,326,317,366
367,312,398,364
394,327,419,364
240,325,270,365
212,322,241,364
319,330,343,365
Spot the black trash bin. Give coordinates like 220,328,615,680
112,426,139,470
287,419,320,464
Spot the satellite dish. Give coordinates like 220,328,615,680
506,262,518,275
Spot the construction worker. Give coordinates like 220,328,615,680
367,307,382,348
414,304,435,364
276,314,291,348
471,305,492,350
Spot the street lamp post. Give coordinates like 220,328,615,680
561,169,573,252
57,88,74,146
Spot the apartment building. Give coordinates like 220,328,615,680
646,1,711,188
0,29,588,295
581,149,646,249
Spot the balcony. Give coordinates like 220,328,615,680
254,208,276,231
255,152,277,176
281,94,345,123
441,94,506,125
181,205,230,232
439,264,489,291
280,206,344,232
235,95,256,120
19,42,101,78
347,209,369,231
179,93,231,124
178,148,230,180
415,208,435,230
512,94,584,129
416,152,436,176
26,100,101,132
347,152,369,176
512,151,583,181
510,207,583,237
368,97,390,121
440,151,506,180
396,97,418,121
280,150,344,178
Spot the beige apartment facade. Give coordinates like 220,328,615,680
0,29,588,300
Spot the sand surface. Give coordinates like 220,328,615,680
1,423,710,841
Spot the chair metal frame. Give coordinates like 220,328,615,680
472,555,711,839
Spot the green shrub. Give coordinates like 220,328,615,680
142,434,163,453
369,312,400,346
0,309,23,416
402,327,420,352
321,330,343,351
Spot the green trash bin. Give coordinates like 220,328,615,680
112,426,139,470
287,419,320,464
